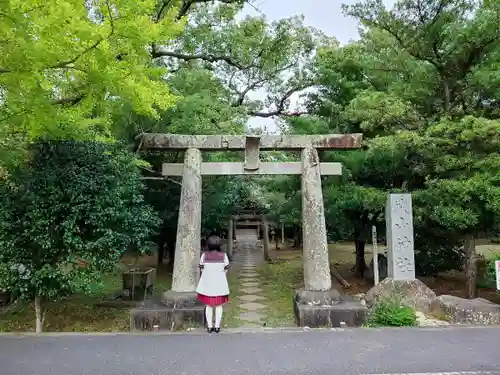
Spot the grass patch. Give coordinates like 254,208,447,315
258,257,303,327
328,241,386,265
477,243,500,257
0,270,172,332
222,270,243,328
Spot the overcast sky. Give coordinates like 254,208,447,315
244,0,389,45
240,0,395,132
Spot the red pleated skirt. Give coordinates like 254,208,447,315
197,293,229,306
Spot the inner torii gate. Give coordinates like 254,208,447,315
228,213,272,261
137,133,367,328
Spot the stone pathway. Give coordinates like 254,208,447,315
230,233,268,328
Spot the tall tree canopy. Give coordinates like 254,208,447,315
0,0,182,139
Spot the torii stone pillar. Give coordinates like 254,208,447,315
293,146,366,329
301,147,331,291
170,148,202,293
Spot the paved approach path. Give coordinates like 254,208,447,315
230,230,267,327
1,327,500,375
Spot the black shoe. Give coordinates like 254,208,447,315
207,327,214,333
214,328,220,333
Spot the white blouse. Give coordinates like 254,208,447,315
196,252,230,297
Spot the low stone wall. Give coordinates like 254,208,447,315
130,291,206,331
130,306,205,332
362,278,500,327
437,295,500,325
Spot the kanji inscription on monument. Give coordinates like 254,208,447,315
386,193,415,281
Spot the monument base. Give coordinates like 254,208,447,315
293,289,367,328
364,278,438,313
130,291,205,332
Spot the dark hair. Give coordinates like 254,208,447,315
207,242,221,252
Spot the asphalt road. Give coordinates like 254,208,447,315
1,327,500,375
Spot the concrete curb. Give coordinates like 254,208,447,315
0,324,498,337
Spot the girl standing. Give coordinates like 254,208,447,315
196,233,231,333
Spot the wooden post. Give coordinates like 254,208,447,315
372,225,379,286
281,221,285,245
262,216,270,261
465,234,477,299
227,217,234,259
275,227,279,251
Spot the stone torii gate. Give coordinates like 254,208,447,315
232,214,261,239
136,133,367,328
228,213,272,260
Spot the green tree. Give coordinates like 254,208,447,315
159,6,327,118
0,140,160,332
414,116,500,296
342,0,500,118
4,0,323,169
0,0,184,141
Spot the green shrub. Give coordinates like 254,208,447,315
414,227,464,276
365,298,418,327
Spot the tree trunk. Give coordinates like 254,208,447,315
157,240,165,266
34,295,45,333
354,234,366,279
443,80,451,114
293,226,300,248
464,234,477,299
166,236,176,272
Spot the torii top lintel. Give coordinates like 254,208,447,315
139,133,363,151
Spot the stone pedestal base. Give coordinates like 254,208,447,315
364,278,438,313
293,289,367,328
130,291,205,332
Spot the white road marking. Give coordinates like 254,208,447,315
361,372,500,375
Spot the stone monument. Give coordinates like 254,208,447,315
386,194,415,281
365,193,437,313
